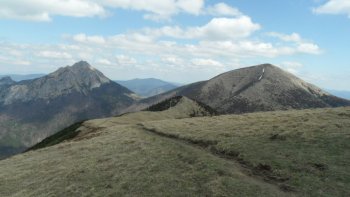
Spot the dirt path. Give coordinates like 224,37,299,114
137,124,295,196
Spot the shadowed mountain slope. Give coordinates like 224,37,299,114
127,64,350,114
0,61,136,159
27,96,216,152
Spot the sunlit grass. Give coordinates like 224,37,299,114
0,106,349,196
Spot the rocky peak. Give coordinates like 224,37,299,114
47,61,111,90
72,60,91,68
0,61,113,104
69,61,97,73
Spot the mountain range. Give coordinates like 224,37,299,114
126,64,350,114
1,61,350,196
0,61,136,159
0,61,349,159
327,89,350,100
2,73,349,100
115,78,179,98
0,74,45,82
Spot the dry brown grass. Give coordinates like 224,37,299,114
0,106,349,196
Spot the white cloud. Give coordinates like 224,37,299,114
279,62,304,74
0,0,106,22
103,0,204,21
206,3,241,16
268,32,302,43
176,0,204,15
144,16,260,40
297,43,321,55
37,51,72,59
192,40,299,58
313,0,350,17
116,55,137,65
72,34,106,45
268,32,321,55
0,0,207,22
0,7,324,83
0,1,253,22
15,60,31,66
96,58,112,66
160,55,229,72
195,16,260,40
58,19,321,61
0,14,322,76
191,58,225,70
0,0,262,24
161,55,184,65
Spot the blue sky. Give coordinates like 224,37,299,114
0,0,349,90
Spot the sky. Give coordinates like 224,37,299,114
0,0,349,90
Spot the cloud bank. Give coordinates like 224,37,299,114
0,0,243,21
314,0,350,18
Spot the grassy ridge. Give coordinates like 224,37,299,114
0,107,349,196
0,125,288,197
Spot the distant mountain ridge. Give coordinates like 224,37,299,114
125,64,350,114
327,89,350,100
116,78,179,98
0,76,15,86
2,62,350,160
0,74,45,82
0,61,136,159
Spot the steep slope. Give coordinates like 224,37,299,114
1,107,349,196
116,78,179,97
0,61,136,159
27,96,216,151
128,64,350,114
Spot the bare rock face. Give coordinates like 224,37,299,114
0,61,112,105
130,64,350,114
0,61,136,159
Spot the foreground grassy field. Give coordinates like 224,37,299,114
142,107,350,196
0,103,349,196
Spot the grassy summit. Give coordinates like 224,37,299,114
0,105,349,196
